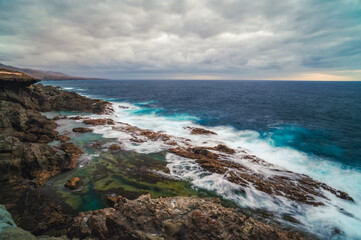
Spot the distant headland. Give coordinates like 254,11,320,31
0,63,106,81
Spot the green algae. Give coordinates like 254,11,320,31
49,124,198,212
46,116,226,213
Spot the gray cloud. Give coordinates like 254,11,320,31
0,0,360,80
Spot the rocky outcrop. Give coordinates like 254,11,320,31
80,117,354,207
169,146,354,206
0,68,39,87
0,72,111,235
0,204,68,240
186,127,217,135
69,194,303,240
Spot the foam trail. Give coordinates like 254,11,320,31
74,101,361,239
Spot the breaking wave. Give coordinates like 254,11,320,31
69,101,361,240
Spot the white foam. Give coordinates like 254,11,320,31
80,100,361,239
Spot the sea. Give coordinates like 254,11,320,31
43,79,361,239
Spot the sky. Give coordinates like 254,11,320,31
0,0,361,80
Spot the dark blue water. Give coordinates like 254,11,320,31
43,80,361,169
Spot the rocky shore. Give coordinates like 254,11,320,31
0,69,351,239
0,69,110,237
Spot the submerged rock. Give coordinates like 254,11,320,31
69,194,303,240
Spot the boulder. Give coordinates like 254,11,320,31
64,177,83,190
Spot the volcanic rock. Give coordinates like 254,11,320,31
72,127,92,133
69,194,303,240
55,135,70,143
169,146,354,206
83,118,115,126
0,70,110,235
0,68,39,87
64,177,83,190
187,127,217,135
55,143,84,170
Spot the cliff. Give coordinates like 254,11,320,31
0,70,110,235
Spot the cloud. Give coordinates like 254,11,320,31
0,0,360,80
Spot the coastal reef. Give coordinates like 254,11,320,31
70,194,303,240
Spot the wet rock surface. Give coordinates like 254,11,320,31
72,127,93,133
83,118,115,126
186,127,217,135
69,194,304,240
169,146,353,206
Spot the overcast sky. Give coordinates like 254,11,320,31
0,0,360,80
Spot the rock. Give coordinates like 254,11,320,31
83,118,115,126
0,204,69,240
72,127,92,133
169,146,354,206
52,116,67,121
69,195,304,240
0,204,37,240
64,177,83,190
164,221,182,238
186,127,217,135
0,68,39,88
55,135,70,143
55,143,84,170
213,144,236,154
109,144,121,151
69,116,84,120
0,70,110,236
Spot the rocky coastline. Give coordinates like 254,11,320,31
0,69,352,239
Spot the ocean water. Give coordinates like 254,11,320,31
43,80,361,239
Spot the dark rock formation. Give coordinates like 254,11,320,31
83,118,115,125
72,127,92,133
69,194,303,240
169,146,354,206
55,135,70,143
64,177,83,190
0,71,110,235
0,68,39,87
186,127,217,135
0,204,68,240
